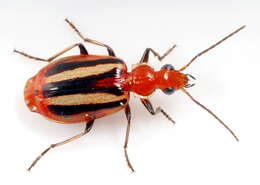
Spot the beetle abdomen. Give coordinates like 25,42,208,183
26,55,129,123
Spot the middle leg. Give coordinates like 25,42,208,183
140,98,176,124
124,104,135,172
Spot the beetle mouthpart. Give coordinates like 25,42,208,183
185,74,196,88
24,77,39,113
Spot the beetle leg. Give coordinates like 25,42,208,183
65,18,116,56
27,119,94,172
124,104,135,172
139,45,176,63
140,98,176,124
78,44,88,55
14,43,88,62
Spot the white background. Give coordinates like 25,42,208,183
1,0,260,184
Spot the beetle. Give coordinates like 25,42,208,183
14,19,245,172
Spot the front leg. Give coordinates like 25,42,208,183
140,98,175,124
139,44,176,63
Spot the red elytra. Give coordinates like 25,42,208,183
24,55,129,124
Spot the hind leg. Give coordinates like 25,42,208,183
28,118,94,172
65,18,116,56
14,43,88,62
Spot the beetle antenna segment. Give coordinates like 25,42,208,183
179,25,246,71
181,88,239,142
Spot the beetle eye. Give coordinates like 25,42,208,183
162,87,175,95
161,64,174,71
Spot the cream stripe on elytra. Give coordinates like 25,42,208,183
46,63,124,83
49,93,127,105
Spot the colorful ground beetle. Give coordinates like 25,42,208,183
14,19,245,172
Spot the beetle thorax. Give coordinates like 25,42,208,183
130,64,188,96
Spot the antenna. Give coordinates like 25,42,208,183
179,25,246,71
181,88,239,142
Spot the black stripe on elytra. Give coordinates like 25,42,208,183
43,68,124,98
48,99,128,116
45,58,124,77
44,86,124,98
